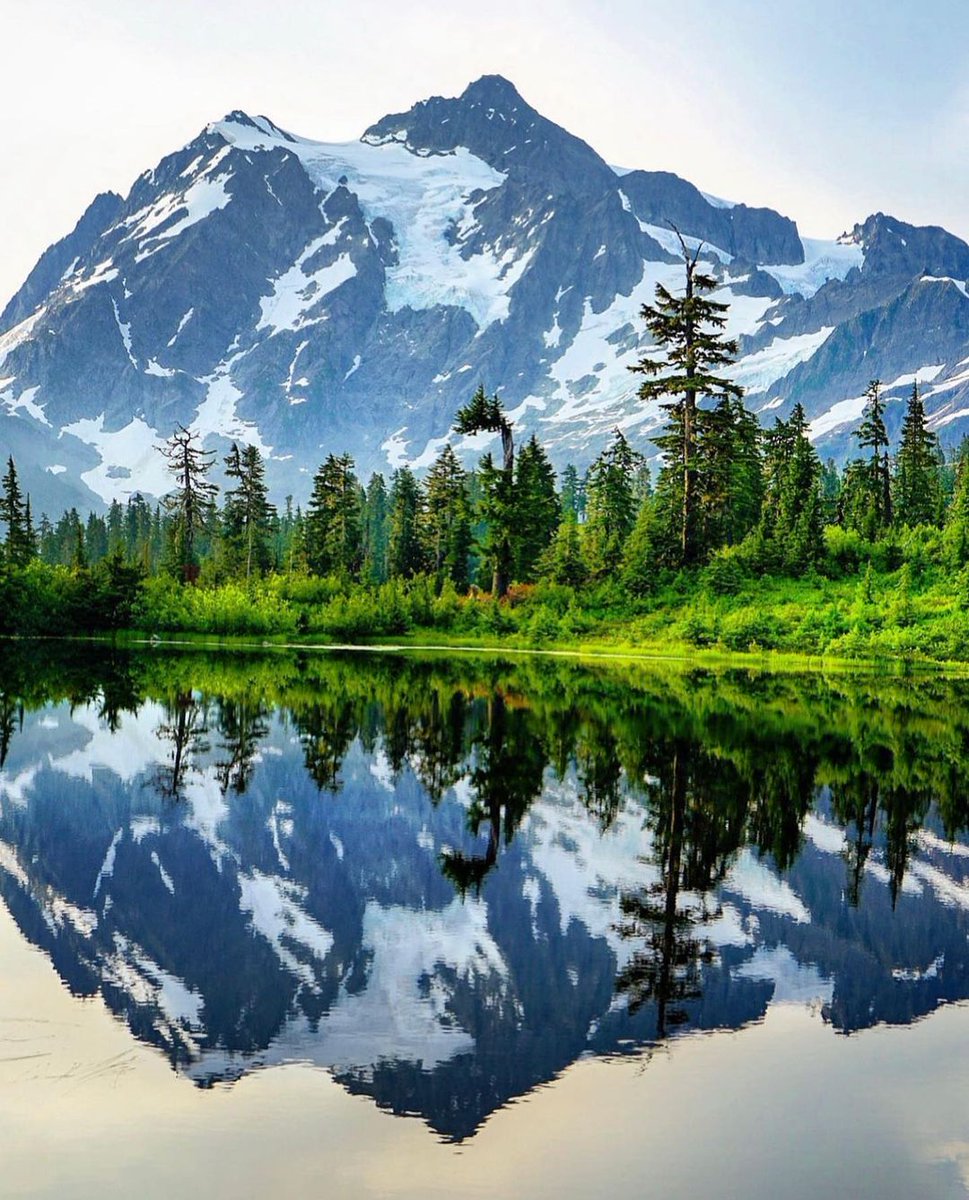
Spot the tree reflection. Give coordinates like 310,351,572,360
0,692,21,769
214,696,271,795
440,692,546,897
153,692,210,801
614,740,748,1036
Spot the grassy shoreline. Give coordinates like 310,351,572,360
25,624,965,678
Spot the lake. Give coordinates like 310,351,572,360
3,642,969,1198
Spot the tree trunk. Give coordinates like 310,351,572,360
682,263,697,566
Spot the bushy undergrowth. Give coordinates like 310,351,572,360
5,521,969,664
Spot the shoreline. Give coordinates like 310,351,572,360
8,628,969,678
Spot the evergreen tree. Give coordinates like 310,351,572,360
695,395,763,550
107,500,124,555
22,497,36,563
893,382,942,527
766,403,825,571
361,474,390,584
222,442,276,580
538,512,589,587
305,453,362,577
513,435,560,582
160,425,218,583
630,233,744,565
85,512,108,563
454,387,515,596
422,445,471,589
583,430,642,577
820,458,842,525
945,438,969,566
560,464,586,521
387,467,425,579
621,497,657,595
0,457,32,567
842,379,892,534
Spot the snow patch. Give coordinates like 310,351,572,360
60,413,171,503
763,236,864,299
809,393,868,441
730,327,834,393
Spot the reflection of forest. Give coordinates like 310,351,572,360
4,641,969,1040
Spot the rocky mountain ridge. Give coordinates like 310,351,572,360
2,74,969,514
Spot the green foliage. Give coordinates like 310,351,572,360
306,453,362,577
514,435,560,581
583,430,642,577
702,545,750,596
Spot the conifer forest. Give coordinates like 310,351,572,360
3,251,969,666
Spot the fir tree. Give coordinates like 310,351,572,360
513,435,560,582
107,500,124,555
842,379,892,534
630,231,744,565
361,474,390,584
0,457,32,568
893,382,942,527
695,395,762,551
454,387,515,596
387,467,425,579
757,407,824,571
621,499,658,595
305,453,362,577
85,512,108,563
422,445,471,589
583,430,642,577
560,464,586,521
538,512,588,587
160,425,218,583
222,442,276,580
773,404,825,571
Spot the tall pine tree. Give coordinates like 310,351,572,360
387,467,425,579
513,435,560,582
454,387,516,596
160,426,218,583
222,443,276,580
305,453,362,577
422,445,471,589
583,430,642,577
630,232,744,565
893,382,942,527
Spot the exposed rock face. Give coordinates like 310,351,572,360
2,76,969,515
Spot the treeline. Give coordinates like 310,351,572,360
0,381,965,588
3,242,969,655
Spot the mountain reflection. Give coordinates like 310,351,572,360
2,643,969,1139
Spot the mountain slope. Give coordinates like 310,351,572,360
2,76,969,514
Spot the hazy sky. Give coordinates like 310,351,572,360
3,0,968,306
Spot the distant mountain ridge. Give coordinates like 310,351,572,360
2,74,969,514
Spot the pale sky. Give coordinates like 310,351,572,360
2,0,969,307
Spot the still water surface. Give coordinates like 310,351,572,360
3,643,969,1197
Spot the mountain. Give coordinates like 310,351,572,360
3,75,969,515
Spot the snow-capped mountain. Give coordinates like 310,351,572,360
3,74,969,514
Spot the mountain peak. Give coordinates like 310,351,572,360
211,110,296,143
458,74,527,111
361,75,613,197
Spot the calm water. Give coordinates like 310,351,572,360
3,643,969,1197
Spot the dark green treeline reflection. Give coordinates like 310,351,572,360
3,641,969,1138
